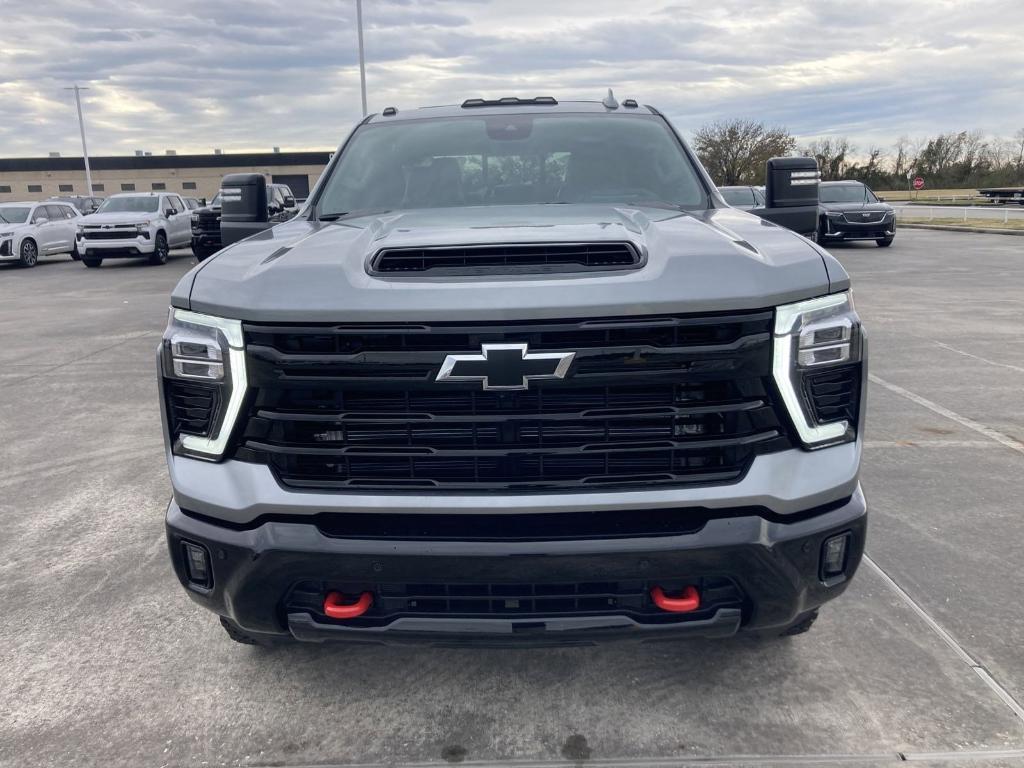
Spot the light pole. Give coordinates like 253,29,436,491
356,0,367,115
64,84,93,194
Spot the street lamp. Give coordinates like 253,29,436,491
64,84,93,194
356,0,367,116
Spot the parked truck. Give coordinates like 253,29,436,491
160,96,865,647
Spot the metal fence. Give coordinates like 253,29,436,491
892,204,1024,224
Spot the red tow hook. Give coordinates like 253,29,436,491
650,585,701,613
323,591,373,619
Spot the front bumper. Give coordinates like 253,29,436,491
821,217,895,241
166,485,867,646
80,236,155,257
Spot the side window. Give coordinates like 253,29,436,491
45,205,64,220
32,207,48,223
171,195,184,213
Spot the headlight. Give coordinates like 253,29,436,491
160,309,246,460
135,222,150,233
773,292,864,448
826,211,844,218
0,231,12,238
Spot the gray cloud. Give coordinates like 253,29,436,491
1,0,1022,159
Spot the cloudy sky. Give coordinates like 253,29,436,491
1,0,1022,159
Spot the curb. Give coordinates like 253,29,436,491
898,223,1024,236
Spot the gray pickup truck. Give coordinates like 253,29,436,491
159,96,866,647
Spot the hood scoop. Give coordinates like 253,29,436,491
368,241,643,277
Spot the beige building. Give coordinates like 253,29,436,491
0,151,332,204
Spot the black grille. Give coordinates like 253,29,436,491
235,312,792,491
287,577,744,623
192,211,220,234
843,212,886,224
369,242,642,276
0,239,9,257
166,380,220,437
82,229,139,241
803,364,861,426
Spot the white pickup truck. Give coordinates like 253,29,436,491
77,192,192,267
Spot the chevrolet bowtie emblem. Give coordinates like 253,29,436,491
436,343,575,391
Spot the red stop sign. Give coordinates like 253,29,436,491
913,177,925,190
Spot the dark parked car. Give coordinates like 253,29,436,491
191,183,296,260
718,185,765,210
817,181,895,247
48,195,103,215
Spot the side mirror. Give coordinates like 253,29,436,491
34,217,49,225
283,196,295,208
751,157,819,238
219,172,270,247
165,208,175,217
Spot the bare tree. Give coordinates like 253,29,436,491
1015,128,1024,173
693,119,796,186
802,137,853,181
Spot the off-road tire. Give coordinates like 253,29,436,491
219,617,290,647
82,256,102,268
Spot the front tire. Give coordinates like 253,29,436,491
219,617,290,648
192,244,217,262
876,237,894,247
19,239,39,267
82,256,103,268
71,240,81,260
149,231,169,265
815,218,828,245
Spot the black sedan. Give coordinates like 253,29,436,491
817,181,895,247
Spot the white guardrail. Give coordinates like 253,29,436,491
892,204,1024,224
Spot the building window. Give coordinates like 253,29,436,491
92,183,105,192
152,182,166,190
182,181,197,190
121,183,136,191
0,185,11,193
59,184,74,192
28,184,42,193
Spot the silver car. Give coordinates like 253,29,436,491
0,201,81,267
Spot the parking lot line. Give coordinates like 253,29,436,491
868,373,1024,457
864,554,1024,725
933,341,1024,374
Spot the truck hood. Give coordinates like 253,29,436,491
181,204,841,322
80,210,158,225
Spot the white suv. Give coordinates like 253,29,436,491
0,201,82,268
77,192,192,267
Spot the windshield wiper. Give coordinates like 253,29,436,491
319,208,392,222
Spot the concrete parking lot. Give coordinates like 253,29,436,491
1,230,1023,768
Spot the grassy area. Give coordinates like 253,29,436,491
900,217,1024,231
876,188,976,201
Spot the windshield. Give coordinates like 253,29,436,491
0,206,31,224
96,196,160,214
719,187,756,206
317,113,708,217
820,184,877,204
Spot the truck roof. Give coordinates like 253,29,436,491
366,96,654,123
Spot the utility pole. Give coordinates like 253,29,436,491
356,0,368,115
64,84,93,194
